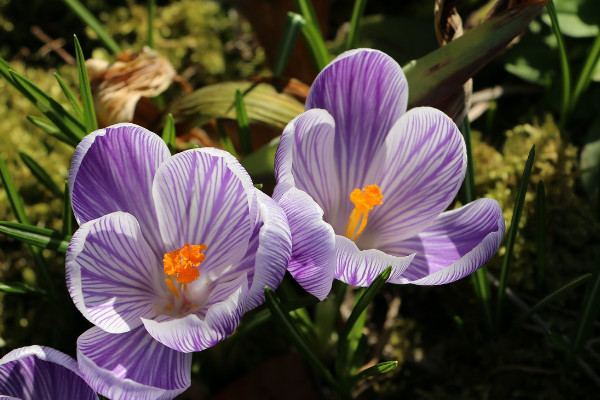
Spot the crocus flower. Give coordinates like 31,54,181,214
274,49,505,299
66,123,292,399
0,345,97,399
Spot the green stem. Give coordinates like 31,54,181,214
570,33,600,113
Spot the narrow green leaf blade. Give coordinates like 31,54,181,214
62,181,74,236
74,35,98,134
496,145,535,325
54,72,83,118
216,119,239,158
293,0,321,35
26,116,79,147
235,89,252,156
274,13,304,78
19,152,63,197
161,113,177,154
573,266,600,353
354,361,398,382
0,282,45,296
298,16,330,72
0,155,30,224
571,31,600,112
345,0,368,50
0,221,71,253
61,0,121,54
147,0,156,48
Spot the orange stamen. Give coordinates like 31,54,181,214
344,185,383,241
163,243,207,288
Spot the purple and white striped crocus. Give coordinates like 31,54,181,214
0,345,97,399
274,48,505,298
66,123,292,399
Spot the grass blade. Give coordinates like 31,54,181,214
8,69,85,140
61,0,121,54
0,282,45,296
19,152,63,197
161,113,176,154
273,13,304,78
234,90,252,156
545,0,571,132
74,35,98,134
147,0,156,48
536,181,547,289
0,221,70,253
353,361,398,382
570,32,600,113
26,116,79,147
293,0,321,36
217,119,239,158
572,264,600,353
54,72,83,118
264,287,337,388
519,274,591,322
496,145,535,326
345,0,368,50
62,181,74,236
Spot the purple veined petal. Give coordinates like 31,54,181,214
274,109,343,229
335,235,414,287
0,346,97,400
273,183,336,300
241,189,292,311
306,49,409,201
70,123,170,251
66,212,165,334
383,198,505,285
77,326,191,400
152,149,253,277
357,107,467,249
142,273,248,352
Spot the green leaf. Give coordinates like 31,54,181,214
496,145,535,326
273,13,304,78
572,266,600,353
0,282,45,296
167,81,304,130
264,287,337,387
19,152,63,197
296,14,330,72
161,113,177,154
216,119,239,159
0,222,71,253
74,35,98,134
7,68,85,141
26,116,79,147
571,33,600,110
405,2,548,110
62,181,74,236
345,0,368,50
540,0,600,38
293,0,321,35
353,361,398,382
147,0,156,48
520,273,591,322
61,0,121,54
54,72,84,118
234,90,252,156
239,137,279,177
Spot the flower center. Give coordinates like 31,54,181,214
163,243,207,297
344,184,383,242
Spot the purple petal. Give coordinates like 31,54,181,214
306,49,408,201
357,107,466,249
0,346,97,400
274,109,342,228
152,149,254,276
142,273,248,352
273,184,336,300
70,123,170,251
335,235,414,287
241,189,292,311
66,212,164,333
77,326,191,400
383,198,505,285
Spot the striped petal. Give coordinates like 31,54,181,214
77,326,191,400
70,123,170,251
383,198,505,285
153,149,253,277
0,346,97,400
335,235,414,287
273,183,336,300
357,107,466,249
274,109,342,229
240,189,292,311
306,49,408,203
66,212,164,333
142,273,248,352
